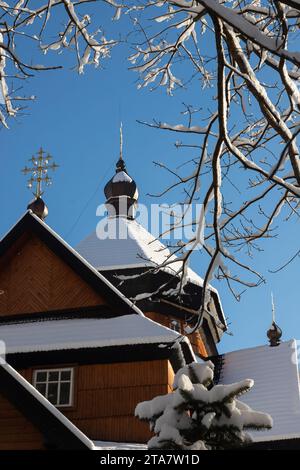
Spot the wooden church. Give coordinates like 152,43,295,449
0,146,227,449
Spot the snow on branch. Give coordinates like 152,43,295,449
128,0,300,317
135,361,272,450
0,0,121,127
196,0,300,67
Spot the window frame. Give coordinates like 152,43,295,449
33,367,74,408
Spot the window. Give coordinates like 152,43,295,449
170,319,181,333
33,368,74,407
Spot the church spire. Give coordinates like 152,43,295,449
267,292,282,347
104,125,138,219
120,122,123,160
116,122,126,173
21,147,59,220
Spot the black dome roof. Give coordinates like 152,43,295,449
27,196,48,220
104,157,138,201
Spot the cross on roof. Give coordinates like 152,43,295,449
21,147,59,198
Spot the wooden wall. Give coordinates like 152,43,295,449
62,360,174,443
0,368,45,450
0,232,104,317
5,359,174,446
145,311,208,357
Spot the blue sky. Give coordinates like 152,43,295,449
1,7,299,354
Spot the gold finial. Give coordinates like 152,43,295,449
21,147,59,198
120,122,123,160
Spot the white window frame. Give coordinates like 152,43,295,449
33,367,74,408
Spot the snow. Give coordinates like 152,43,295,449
76,217,227,329
173,361,214,389
76,217,219,293
112,171,133,183
0,362,94,449
219,339,300,442
155,423,182,445
93,441,147,450
201,412,215,429
173,376,256,411
0,315,183,354
159,123,212,134
177,0,300,66
135,393,171,420
136,360,272,449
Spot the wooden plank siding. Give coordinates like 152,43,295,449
0,232,104,317
0,367,45,450
0,393,45,450
0,359,174,446
62,360,174,443
145,312,208,357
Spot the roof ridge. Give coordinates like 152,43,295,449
221,338,296,357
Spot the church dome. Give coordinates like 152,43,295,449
104,125,138,219
267,321,282,347
104,157,138,202
27,196,48,220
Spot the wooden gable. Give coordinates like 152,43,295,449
0,212,140,319
0,231,104,317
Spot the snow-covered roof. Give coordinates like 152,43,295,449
93,440,147,450
76,217,208,287
219,339,300,442
112,171,133,183
76,218,227,329
0,315,182,354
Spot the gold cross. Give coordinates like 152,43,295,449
21,147,59,198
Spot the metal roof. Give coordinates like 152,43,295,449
219,339,300,442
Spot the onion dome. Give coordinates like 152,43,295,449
104,125,138,219
267,321,282,347
27,196,48,220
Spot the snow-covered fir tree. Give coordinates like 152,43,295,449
135,361,272,450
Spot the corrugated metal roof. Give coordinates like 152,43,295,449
219,340,300,441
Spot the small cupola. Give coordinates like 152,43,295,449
104,124,138,219
27,196,49,220
267,322,282,347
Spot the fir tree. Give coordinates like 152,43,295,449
135,361,272,450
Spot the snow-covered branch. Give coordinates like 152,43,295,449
0,0,121,127
136,361,272,450
126,0,300,319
